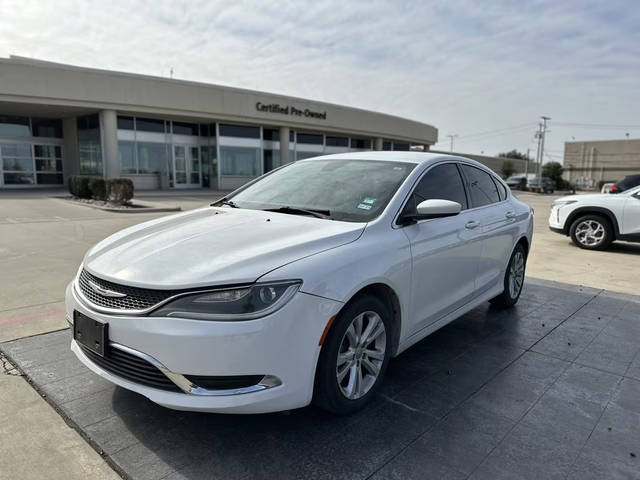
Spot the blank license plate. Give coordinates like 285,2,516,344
73,311,108,357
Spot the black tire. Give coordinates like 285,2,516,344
569,214,613,250
314,295,392,415
490,243,527,309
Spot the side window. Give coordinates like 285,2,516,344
461,165,500,208
495,178,508,201
405,163,468,214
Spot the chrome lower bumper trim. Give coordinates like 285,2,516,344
74,338,281,396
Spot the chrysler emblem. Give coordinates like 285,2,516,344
87,279,127,298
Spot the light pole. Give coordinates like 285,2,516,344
446,134,458,152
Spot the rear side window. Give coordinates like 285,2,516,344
405,163,468,213
461,165,501,208
495,179,508,201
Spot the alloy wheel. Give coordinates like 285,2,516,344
336,311,386,400
508,250,525,298
575,220,605,247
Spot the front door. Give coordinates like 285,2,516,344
402,162,483,335
172,145,201,188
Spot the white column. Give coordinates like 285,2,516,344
279,126,290,164
99,110,120,178
374,137,383,151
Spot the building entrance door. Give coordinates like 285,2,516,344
172,145,201,188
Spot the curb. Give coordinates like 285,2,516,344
52,197,181,213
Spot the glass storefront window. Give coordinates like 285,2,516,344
136,118,165,133
137,142,167,173
220,146,260,176
393,142,410,151
32,118,63,138
0,116,30,137
383,141,392,151
263,128,279,141
326,136,348,147
1,142,34,185
297,133,323,145
34,145,61,159
351,138,372,149
173,122,199,136
78,140,102,174
118,141,136,173
219,124,260,139
117,116,134,130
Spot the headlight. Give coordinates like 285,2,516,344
151,280,301,320
552,200,577,207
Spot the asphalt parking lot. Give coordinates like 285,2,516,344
2,279,640,479
1,189,639,479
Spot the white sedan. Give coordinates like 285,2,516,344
66,152,533,414
549,185,640,250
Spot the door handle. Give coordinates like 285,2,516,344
465,220,480,229
505,211,516,219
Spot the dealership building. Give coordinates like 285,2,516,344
0,56,438,190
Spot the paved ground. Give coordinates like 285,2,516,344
514,191,640,295
2,278,639,480
0,189,225,343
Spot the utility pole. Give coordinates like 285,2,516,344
538,116,550,179
534,123,543,183
446,134,458,152
525,148,530,176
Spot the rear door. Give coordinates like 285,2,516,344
460,164,518,296
401,162,484,335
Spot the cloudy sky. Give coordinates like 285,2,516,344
2,0,639,161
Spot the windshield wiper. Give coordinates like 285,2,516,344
263,206,331,219
212,198,239,208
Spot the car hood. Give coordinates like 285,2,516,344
83,207,365,289
554,193,611,203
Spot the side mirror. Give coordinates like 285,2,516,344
402,199,462,224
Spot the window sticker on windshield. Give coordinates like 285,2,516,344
362,197,376,205
357,203,372,210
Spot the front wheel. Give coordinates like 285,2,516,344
314,295,392,415
569,214,613,250
490,243,526,308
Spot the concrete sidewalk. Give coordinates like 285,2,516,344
0,354,120,480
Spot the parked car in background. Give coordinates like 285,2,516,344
528,176,555,193
601,182,615,194
549,185,640,250
506,174,528,190
609,174,640,194
66,152,534,415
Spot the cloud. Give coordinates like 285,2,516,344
1,0,639,157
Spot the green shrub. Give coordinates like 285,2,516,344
68,175,92,199
106,178,134,204
88,177,107,201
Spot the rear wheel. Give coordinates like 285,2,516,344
569,214,613,250
314,295,392,415
490,243,526,308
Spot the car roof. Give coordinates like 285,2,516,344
301,151,491,169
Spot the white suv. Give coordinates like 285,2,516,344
549,185,640,250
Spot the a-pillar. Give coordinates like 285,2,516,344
99,110,120,178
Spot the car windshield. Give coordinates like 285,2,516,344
224,159,416,222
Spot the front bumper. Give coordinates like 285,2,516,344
66,282,342,413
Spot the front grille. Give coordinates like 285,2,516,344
79,344,181,392
78,269,180,311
